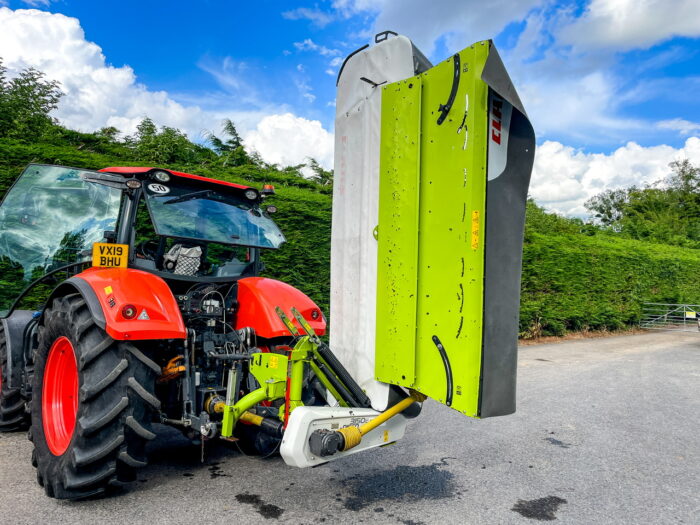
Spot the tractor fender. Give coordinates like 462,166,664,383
235,277,326,338
47,268,186,341
1,310,34,389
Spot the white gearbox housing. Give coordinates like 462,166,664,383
280,406,408,468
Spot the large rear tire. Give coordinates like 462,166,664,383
30,294,161,500
0,323,28,431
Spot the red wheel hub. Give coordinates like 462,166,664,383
42,336,78,456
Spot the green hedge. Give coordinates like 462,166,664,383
520,232,700,337
2,139,700,338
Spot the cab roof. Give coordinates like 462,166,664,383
99,167,253,191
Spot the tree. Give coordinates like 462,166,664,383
131,117,212,165
96,126,120,141
306,158,333,187
0,59,63,140
584,188,629,228
585,160,700,248
666,159,700,198
206,118,250,167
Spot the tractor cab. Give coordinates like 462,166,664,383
114,166,284,282
0,163,284,317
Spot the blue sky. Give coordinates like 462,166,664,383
1,0,699,215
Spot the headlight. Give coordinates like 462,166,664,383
153,170,171,182
245,189,258,200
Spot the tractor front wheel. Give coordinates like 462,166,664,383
0,323,28,431
30,294,160,499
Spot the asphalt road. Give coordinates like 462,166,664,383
1,331,698,524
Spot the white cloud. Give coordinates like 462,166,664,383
0,8,336,171
323,57,344,78
0,8,210,136
338,0,700,57
333,1,699,147
559,0,700,50
282,7,334,27
293,38,341,57
328,1,635,143
496,9,650,144
244,113,334,170
531,137,700,217
657,118,700,137
293,75,315,104
196,57,268,110
518,67,644,144
332,0,543,56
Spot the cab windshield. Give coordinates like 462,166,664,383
143,181,285,249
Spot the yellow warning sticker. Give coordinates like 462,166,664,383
471,210,480,250
269,355,279,369
383,430,390,442
104,286,113,295
92,243,129,268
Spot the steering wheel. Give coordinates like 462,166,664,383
135,239,159,260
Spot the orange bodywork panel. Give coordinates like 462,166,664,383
235,277,326,338
75,267,186,340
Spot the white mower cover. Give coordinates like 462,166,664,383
330,35,431,411
281,406,408,468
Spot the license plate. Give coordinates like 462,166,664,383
92,243,129,268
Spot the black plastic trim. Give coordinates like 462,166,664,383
336,44,370,86
375,30,398,43
46,277,107,330
437,53,460,125
432,335,453,406
478,98,535,418
316,342,372,408
481,42,527,117
1,310,33,389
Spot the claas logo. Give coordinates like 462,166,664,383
491,97,504,145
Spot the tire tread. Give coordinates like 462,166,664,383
31,294,159,500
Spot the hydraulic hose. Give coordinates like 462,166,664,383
315,343,372,408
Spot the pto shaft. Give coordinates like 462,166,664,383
308,390,426,457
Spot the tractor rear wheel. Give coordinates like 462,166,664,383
30,294,161,499
0,323,28,431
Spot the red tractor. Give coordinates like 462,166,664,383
0,164,396,499
0,33,535,502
